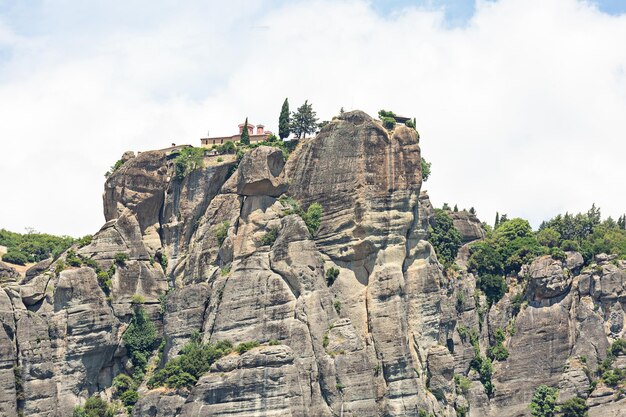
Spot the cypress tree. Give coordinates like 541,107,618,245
279,98,290,140
240,117,250,145
495,212,500,228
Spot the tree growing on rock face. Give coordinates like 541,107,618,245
279,98,290,139
529,385,559,417
240,117,250,145
429,209,462,267
291,100,318,139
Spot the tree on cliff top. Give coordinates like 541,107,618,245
291,100,318,139
240,117,250,145
279,98,290,139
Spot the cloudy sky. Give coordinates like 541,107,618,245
0,0,625,237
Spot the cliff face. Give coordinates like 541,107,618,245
0,110,625,417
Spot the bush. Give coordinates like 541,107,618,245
610,338,626,356
561,239,580,252
214,221,230,246
2,251,28,265
73,396,114,417
487,343,509,361
529,385,559,417
148,336,232,389
477,274,507,306
173,146,205,180
537,227,561,248
429,209,462,267
454,374,472,394
421,158,431,182
66,249,82,267
560,397,588,417
381,116,396,130
303,203,323,235
123,305,157,373
119,389,138,407
114,252,128,266
260,227,279,246
550,247,567,261
236,341,260,354
326,267,339,286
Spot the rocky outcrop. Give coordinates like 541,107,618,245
1,111,625,417
0,261,19,282
449,211,486,243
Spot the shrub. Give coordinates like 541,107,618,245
378,109,396,119
114,252,128,266
105,159,125,177
96,270,112,293
66,249,82,267
334,300,341,314
429,209,462,267
381,116,396,130
54,260,66,274
236,341,260,354
561,239,580,252
326,267,340,286
303,203,323,235
454,374,472,394
536,227,561,248
260,227,279,246
477,274,507,306
610,338,626,356
173,147,205,180
119,389,138,407
421,158,431,182
529,385,559,417
73,396,115,417
2,251,28,265
550,247,567,261
560,397,588,417
216,157,223,162
123,305,157,373
112,374,135,393
269,339,280,346
215,221,230,246
487,343,509,361
156,252,167,270
148,337,232,389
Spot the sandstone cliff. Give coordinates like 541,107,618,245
0,111,624,417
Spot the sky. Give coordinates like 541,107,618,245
0,0,625,237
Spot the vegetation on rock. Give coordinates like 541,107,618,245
148,332,232,389
291,100,318,139
429,209,462,267
529,385,559,417
173,146,205,181
0,228,81,264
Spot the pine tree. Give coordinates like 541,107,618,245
291,100,319,139
469,207,476,215
279,98,290,140
453,204,459,212
240,117,250,145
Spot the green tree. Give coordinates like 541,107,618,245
73,396,114,417
529,385,559,417
279,98,291,139
429,209,462,267
240,117,250,145
536,227,560,248
421,158,431,182
291,100,319,139
123,304,157,373
560,397,588,417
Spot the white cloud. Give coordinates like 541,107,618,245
0,0,625,236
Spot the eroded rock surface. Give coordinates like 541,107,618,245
1,111,625,417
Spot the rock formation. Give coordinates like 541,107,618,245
0,110,624,417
